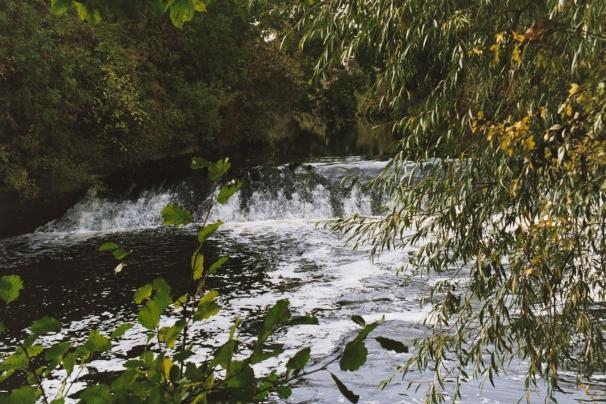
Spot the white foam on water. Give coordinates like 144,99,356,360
14,157,605,402
37,189,175,233
36,158,386,234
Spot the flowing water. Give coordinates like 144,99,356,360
1,157,605,403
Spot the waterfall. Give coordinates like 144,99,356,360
37,157,391,233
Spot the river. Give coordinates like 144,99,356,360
1,157,604,402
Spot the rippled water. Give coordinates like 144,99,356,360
1,157,604,402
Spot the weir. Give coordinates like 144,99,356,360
38,157,390,233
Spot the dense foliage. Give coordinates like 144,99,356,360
0,0,371,201
286,0,606,401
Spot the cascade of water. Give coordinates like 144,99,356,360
37,158,391,233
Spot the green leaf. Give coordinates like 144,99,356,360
229,318,241,340
151,0,173,14
112,248,129,260
208,158,231,181
184,361,202,380
198,220,223,243
200,290,219,304
169,0,195,29
288,315,319,326
25,344,44,357
192,253,204,281
174,350,194,363
217,180,241,204
226,361,256,399
259,299,291,341
111,368,138,392
192,0,206,12
212,340,235,370
208,256,229,274
375,337,409,353
111,323,134,338
358,322,380,339
275,385,292,399
351,315,366,327
174,293,188,308
139,300,162,330
80,384,111,404
31,316,60,335
50,0,73,15
0,352,29,371
134,284,153,304
339,340,368,371
194,301,221,320
250,347,284,364
63,352,77,375
45,342,71,364
4,386,39,404
73,2,101,25
0,275,23,304
98,242,119,252
252,382,272,401
0,370,15,384
161,204,193,226
75,345,91,361
330,373,359,403
85,331,111,353
191,156,210,170
152,278,172,308
161,321,185,348
286,347,310,371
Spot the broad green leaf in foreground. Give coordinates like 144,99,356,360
31,316,61,335
0,275,23,304
217,180,241,204
339,339,367,372
286,347,311,371
259,299,291,340
50,0,72,15
191,156,210,170
198,221,223,243
161,204,193,226
98,242,119,252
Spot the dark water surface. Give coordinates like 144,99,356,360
1,157,605,403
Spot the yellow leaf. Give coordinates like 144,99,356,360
512,31,526,42
569,83,580,96
163,357,173,380
512,45,522,65
565,103,573,117
489,44,500,64
192,0,206,12
522,136,536,152
495,31,506,44
539,107,547,120
192,253,204,281
509,178,520,196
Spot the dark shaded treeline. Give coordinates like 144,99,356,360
0,0,381,237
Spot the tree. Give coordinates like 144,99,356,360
289,0,606,401
49,0,208,28
43,0,606,400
